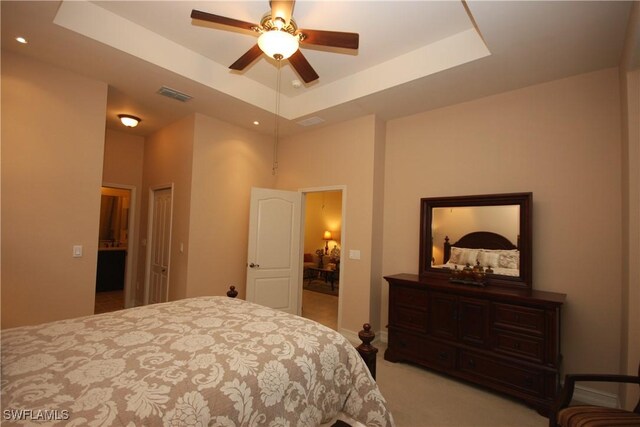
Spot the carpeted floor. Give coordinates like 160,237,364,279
374,341,548,427
303,278,339,296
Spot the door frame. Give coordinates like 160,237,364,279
101,182,136,309
299,185,346,332
143,183,174,305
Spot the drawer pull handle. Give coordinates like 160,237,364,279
467,359,476,368
515,314,521,322
438,351,448,360
514,342,521,349
524,377,533,387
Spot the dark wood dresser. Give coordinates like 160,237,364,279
385,273,565,416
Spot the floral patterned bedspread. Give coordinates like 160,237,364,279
1,297,393,426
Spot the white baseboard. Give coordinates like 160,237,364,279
378,330,388,344
340,328,360,346
573,384,619,408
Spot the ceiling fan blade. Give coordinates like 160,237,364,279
229,44,263,70
299,29,359,49
288,50,319,83
191,9,257,32
270,1,295,26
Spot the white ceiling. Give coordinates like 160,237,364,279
1,1,634,137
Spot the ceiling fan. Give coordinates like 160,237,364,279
191,0,359,83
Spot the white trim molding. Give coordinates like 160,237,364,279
573,384,620,408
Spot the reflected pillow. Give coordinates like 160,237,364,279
498,250,519,269
449,247,463,264
477,250,500,268
449,247,479,266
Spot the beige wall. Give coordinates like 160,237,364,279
370,118,387,332
620,66,640,410
383,69,623,394
1,51,108,328
185,113,274,299
620,1,640,408
276,115,380,335
102,128,145,305
103,129,145,187
137,115,195,302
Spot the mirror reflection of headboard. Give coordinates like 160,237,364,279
443,231,518,264
419,193,532,290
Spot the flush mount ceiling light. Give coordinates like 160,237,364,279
16,36,27,44
118,114,141,128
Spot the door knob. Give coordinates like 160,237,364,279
249,263,260,268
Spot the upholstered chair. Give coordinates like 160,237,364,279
549,363,640,427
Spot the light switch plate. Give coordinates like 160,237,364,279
349,249,361,260
72,245,83,258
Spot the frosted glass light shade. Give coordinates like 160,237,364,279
118,114,140,128
258,30,299,59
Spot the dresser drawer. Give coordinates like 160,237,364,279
459,351,543,396
387,329,426,361
422,339,456,369
493,303,545,335
395,305,428,332
393,285,428,307
493,330,544,363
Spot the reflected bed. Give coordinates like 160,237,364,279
437,231,520,277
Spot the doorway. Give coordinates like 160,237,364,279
94,185,135,314
301,188,344,331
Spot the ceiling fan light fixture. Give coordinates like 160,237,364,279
118,114,141,128
258,30,299,60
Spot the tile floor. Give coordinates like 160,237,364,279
301,289,339,330
94,290,124,314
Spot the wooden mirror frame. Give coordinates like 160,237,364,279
419,192,533,290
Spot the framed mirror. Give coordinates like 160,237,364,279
419,192,532,290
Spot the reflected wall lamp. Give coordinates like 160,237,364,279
118,114,141,128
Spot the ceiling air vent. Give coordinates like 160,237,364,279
296,116,325,127
157,86,192,102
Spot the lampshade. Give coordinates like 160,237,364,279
118,114,141,128
258,30,299,60
323,231,332,240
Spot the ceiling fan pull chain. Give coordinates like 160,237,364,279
272,59,282,176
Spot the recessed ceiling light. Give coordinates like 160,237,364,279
118,114,141,128
253,121,260,126
16,37,27,44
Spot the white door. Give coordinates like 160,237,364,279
145,186,173,305
246,187,302,314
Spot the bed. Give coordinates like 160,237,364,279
438,231,520,277
1,293,393,426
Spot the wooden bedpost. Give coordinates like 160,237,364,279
226,285,238,298
356,323,378,380
443,235,451,264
